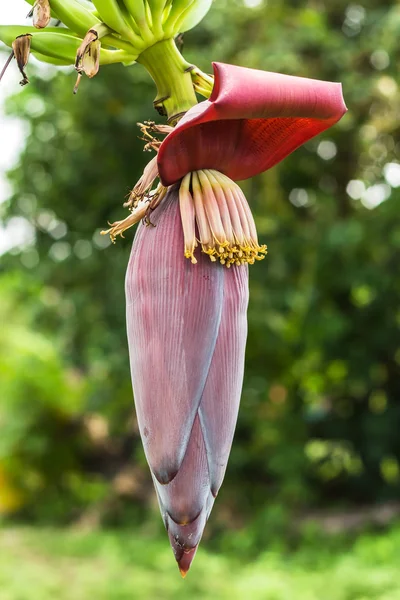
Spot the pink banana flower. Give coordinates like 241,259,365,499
124,63,347,576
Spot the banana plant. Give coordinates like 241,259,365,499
0,0,213,96
0,0,347,577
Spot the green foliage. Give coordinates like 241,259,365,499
1,525,400,599
0,0,400,537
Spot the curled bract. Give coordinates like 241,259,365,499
158,62,348,185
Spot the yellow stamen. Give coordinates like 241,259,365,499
103,150,166,242
101,199,148,243
178,169,267,268
126,155,160,209
179,173,197,264
191,171,213,251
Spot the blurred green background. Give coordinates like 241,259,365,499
1,0,400,597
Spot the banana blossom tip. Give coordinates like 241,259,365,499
126,187,249,574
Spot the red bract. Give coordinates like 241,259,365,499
122,61,347,577
158,62,347,186
126,187,249,576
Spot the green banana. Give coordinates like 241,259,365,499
90,0,145,48
0,26,137,65
146,0,168,36
162,0,173,24
116,0,141,36
32,51,72,66
25,0,137,54
25,0,100,36
162,0,193,35
75,0,98,10
176,0,212,33
0,26,79,47
121,0,153,42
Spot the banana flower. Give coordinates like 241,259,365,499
125,62,347,575
0,0,347,579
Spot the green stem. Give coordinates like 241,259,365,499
137,38,197,124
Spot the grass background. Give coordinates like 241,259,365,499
1,525,400,599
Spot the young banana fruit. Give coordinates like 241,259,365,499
162,0,211,36
0,26,137,66
24,0,138,53
0,0,213,94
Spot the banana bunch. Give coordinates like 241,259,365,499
0,0,212,83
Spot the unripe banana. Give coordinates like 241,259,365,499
116,0,141,36
146,0,168,37
162,0,193,35
32,51,72,66
0,26,78,48
25,0,140,54
121,0,153,43
25,0,100,36
91,0,145,48
32,32,91,62
163,0,211,36
175,0,212,33
0,26,137,66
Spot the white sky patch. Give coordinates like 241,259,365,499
0,1,44,254
0,215,35,254
0,1,29,193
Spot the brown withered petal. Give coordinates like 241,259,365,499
74,31,101,93
33,0,51,29
75,30,100,77
11,34,32,86
82,39,101,78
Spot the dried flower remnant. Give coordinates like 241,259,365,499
74,30,102,94
12,34,32,86
32,0,51,29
